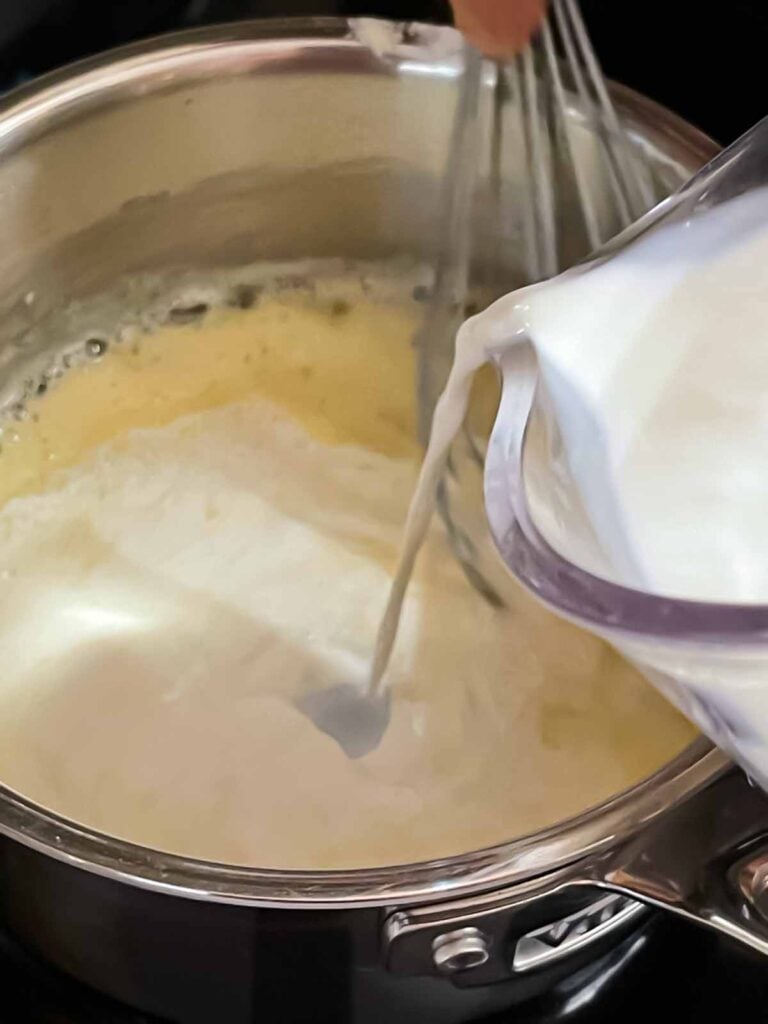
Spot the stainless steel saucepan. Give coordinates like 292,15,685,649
1,18,767,1024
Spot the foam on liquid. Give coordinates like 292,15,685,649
0,269,692,869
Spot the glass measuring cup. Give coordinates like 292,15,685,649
484,115,768,791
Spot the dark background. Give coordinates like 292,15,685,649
0,0,764,144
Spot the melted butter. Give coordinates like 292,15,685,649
0,296,419,506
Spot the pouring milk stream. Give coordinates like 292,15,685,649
374,118,768,787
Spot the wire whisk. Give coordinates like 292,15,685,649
415,0,660,603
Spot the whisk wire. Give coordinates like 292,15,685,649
415,44,482,447
504,59,542,281
523,47,560,279
540,18,604,251
554,0,655,220
415,7,658,605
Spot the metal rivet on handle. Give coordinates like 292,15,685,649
431,928,491,974
737,851,768,919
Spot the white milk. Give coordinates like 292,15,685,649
519,187,768,603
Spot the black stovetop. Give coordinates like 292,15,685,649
1,1,767,1021
2,910,767,1023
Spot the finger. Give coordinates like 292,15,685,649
450,0,547,58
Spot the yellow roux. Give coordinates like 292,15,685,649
0,280,694,869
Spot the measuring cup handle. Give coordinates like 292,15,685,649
587,769,768,956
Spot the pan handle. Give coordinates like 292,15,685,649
383,768,768,985
587,768,768,956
